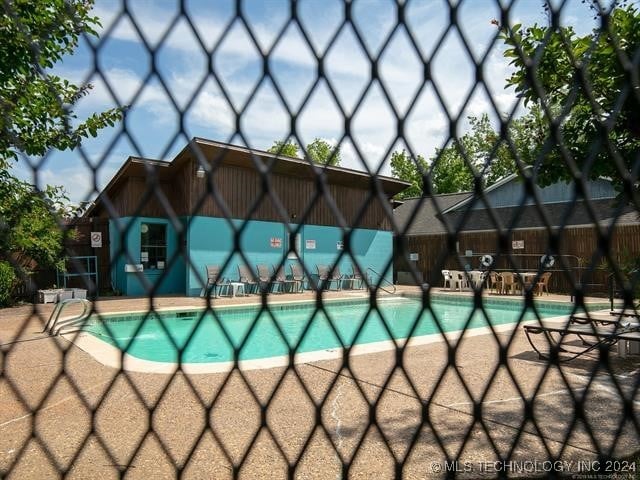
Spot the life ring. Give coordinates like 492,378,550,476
540,255,555,268
480,255,493,268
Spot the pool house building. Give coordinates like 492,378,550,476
85,139,409,297
393,172,640,292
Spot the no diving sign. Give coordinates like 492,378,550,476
90,232,102,248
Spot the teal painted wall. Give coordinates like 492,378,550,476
185,216,393,296
186,217,287,296
109,217,185,296
108,216,393,297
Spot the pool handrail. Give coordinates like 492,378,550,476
366,267,396,294
43,298,92,335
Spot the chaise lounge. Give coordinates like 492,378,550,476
200,265,230,297
523,317,639,361
238,264,258,294
317,265,343,291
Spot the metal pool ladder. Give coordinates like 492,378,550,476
42,298,92,336
366,268,397,294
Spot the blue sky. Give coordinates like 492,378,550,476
15,0,618,204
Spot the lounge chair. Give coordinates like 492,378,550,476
317,264,343,291
200,265,229,297
256,264,281,293
569,310,639,326
523,320,640,362
238,264,258,294
273,265,297,293
566,311,640,348
346,263,366,289
289,263,306,292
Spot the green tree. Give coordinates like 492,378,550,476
0,1,124,303
390,150,429,199
306,138,341,166
0,180,69,272
390,113,543,197
429,145,476,194
1,1,122,163
390,146,476,197
268,140,300,158
499,4,640,188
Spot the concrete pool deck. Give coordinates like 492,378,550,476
0,287,638,478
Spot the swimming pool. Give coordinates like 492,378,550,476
82,296,588,365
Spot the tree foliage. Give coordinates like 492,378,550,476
500,4,640,188
269,138,342,166
429,146,476,195
306,138,341,166
390,150,429,199
268,140,300,158
394,5,640,199
390,113,543,198
0,0,122,163
0,261,16,307
0,1,123,303
0,174,70,272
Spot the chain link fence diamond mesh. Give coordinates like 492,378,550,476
1,0,639,478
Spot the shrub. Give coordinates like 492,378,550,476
0,261,16,307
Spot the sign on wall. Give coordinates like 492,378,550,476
512,240,525,250
409,253,419,261
90,231,102,248
270,237,282,248
306,239,316,250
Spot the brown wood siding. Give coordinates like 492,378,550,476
94,156,396,230
172,159,392,230
395,224,640,294
98,177,181,219
97,158,394,229
63,218,111,293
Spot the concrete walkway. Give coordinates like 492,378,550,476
0,288,638,478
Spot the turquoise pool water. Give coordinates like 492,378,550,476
85,296,585,364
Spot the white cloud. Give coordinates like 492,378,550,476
13,149,125,204
19,0,608,200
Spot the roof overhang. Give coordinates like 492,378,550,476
174,138,411,195
83,156,169,217
84,138,411,217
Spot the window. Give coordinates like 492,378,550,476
140,223,166,270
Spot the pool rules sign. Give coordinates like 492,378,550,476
90,232,102,248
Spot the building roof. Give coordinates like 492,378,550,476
85,138,410,217
394,193,472,235
394,179,639,236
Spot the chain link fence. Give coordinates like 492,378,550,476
1,0,639,478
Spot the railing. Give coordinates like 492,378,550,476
609,273,616,312
56,256,99,297
366,268,396,294
42,298,92,336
